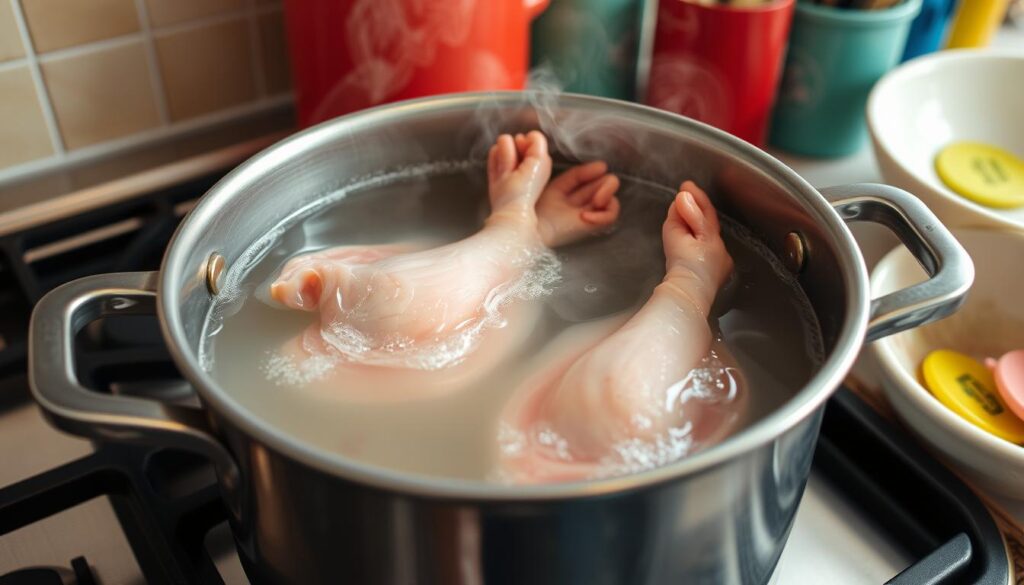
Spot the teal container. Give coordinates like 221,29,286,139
530,0,645,100
769,0,922,158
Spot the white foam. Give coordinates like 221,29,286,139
600,422,697,477
497,422,527,457
506,347,745,480
533,423,573,462
261,351,338,387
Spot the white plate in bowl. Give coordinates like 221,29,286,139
869,228,1024,498
867,50,1024,232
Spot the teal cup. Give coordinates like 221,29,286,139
530,0,645,100
769,0,922,158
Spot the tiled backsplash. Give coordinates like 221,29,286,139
0,0,292,184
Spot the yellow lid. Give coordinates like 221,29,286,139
935,141,1024,209
921,349,1024,444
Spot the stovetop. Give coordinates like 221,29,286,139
0,166,1011,585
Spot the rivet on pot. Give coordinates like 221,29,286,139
205,253,226,296
783,232,808,274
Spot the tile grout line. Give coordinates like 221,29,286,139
0,0,288,179
0,94,294,186
8,0,65,156
132,0,171,126
150,7,272,40
245,3,268,98
13,4,286,65
0,57,28,73
34,32,146,63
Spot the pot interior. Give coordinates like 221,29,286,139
159,92,866,493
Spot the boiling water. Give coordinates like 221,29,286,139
203,164,824,481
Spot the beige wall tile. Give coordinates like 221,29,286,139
144,0,244,28
258,10,291,95
0,67,54,168
0,1,25,62
155,19,257,122
42,42,161,150
21,0,139,53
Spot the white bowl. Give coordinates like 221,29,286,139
869,229,1024,498
867,50,1024,232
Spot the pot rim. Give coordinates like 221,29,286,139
159,92,868,500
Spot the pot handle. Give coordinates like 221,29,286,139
29,271,240,488
820,184,973,342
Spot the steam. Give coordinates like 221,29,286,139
454,64,707,324
463,67,612,167
462,63,699,196
525,67,611,162
310,0,480,123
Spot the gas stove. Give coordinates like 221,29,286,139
0,159,1012,585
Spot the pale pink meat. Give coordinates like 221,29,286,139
498,181,742,483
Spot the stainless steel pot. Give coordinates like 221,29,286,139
29,93,973,585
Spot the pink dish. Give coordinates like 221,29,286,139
988,350,1024,422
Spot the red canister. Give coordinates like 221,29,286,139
283,0,549,127
646,0,795,146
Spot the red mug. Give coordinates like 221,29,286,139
646,0,795,147
283,0,550,127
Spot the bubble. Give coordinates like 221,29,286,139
497,422,526,457
262,351,337,387
533,424,572,461
599,421,696,477
583,283,598,294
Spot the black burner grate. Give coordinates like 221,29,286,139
0,171,206,381
0,167,1011,584
0,169,227,585
0,557,96,585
